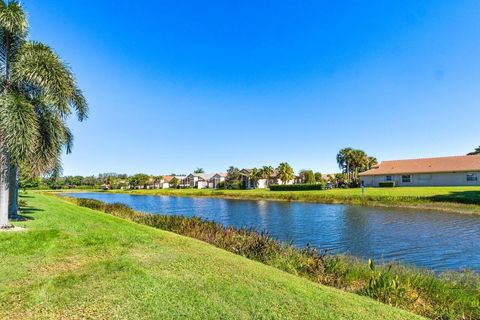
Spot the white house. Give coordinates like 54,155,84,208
240,169,268,189
359,155,480,187
209,173,227,189
186,173,215,189
240,169,294,189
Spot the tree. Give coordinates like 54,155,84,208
314,172,323,183
249,168,262,188
259,165,274,187
467,147,480,155
0,1,87,227
336,148,377,187
336,147,353,183
128,174,150,189
225,166,241,189
194,168,204,174
335,173,347,188
276,162,294,185
152,175,163,189
299,169,315,184
170,177,179,188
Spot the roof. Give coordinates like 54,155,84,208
189,173,215,180
212,172,227,178
163,176,175,182
359,155,480,176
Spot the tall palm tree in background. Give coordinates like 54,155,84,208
336,148,377,186
276,162,294,185
260,165,274,188
336,147,353,182
0,1,87,228
249,168,262,188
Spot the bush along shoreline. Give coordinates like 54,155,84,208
62,196,480,320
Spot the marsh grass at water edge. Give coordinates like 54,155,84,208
64,196,480,320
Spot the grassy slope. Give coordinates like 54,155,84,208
0,193,421,320
115,186,480,214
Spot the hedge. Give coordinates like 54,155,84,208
378,182,395,188
270,184,325,191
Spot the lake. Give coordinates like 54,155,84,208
64,192,480,272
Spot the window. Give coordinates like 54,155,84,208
418,174,432,182
385,176,392,181
402,175,411,183
467,173,478,182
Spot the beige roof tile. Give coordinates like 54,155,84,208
359,155,480,176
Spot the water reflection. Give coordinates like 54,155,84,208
63,192,480,272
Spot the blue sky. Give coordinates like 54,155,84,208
26,1,480,176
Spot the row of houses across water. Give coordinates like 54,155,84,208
118,154,480,190
174,155,480,189
157,169,300,189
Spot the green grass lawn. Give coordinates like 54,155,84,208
111,186,480,214
0,193,421,319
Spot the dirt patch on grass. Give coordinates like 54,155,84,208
0,226,26,232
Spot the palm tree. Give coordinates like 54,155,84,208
336,147,353,182
276,162,294,185
0,1,87,227
259,165,274,188
249,168,262,189
467,147,480,155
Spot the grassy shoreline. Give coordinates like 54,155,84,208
0,193,422,319
67,186,480,215
61,193,479,319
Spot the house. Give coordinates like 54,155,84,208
240,169,268,189
161,176,174,189
359,155,480,187
240,169,294,189
186,173,215,189
209,173,227,189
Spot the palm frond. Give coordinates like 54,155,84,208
12,41,88,120
0,0,27,37
0,93,39,165
69,87,88,121
27,105,74,175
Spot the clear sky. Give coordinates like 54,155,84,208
26,1,480,176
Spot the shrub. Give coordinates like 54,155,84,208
379,182,395,188
76,198,106,211
270,183,325,191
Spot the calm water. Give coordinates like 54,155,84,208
64,192,480,272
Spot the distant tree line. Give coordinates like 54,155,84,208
21,148,377,190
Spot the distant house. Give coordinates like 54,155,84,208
240,169,294,189
209,173,227,189
240,169,268,189
186,173,215,189
161,176,174,189
359,155,480,187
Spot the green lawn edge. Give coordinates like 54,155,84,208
0,193,422,319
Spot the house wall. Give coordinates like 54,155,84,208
210,176,225,189
197,181,208,189
361,172,480,187
161,182,170,189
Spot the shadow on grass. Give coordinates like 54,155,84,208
428,191,480,205
16,206,44,221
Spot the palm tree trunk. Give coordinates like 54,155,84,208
0,144,10,228
8,164,18,219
